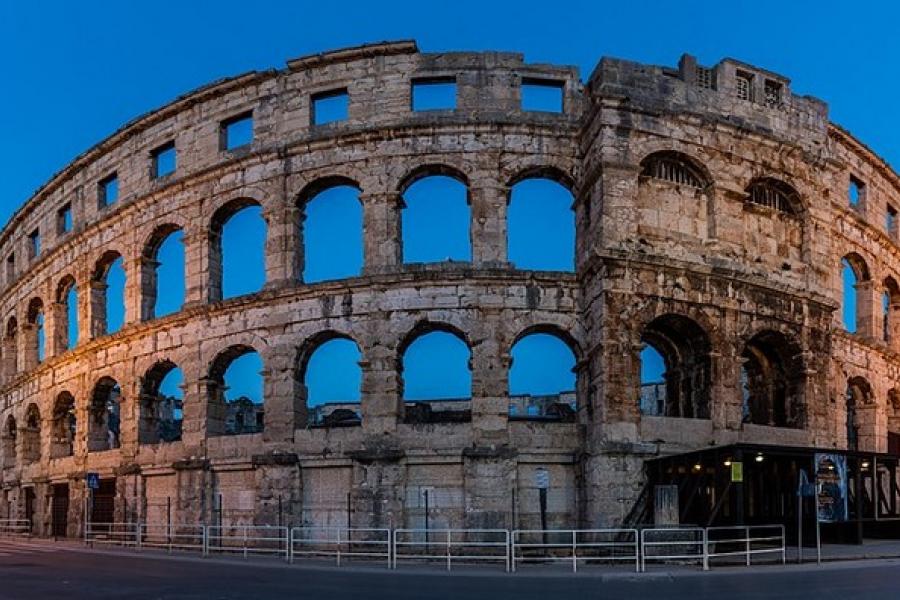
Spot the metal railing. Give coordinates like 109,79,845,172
0,519,31,536
85,522,140,547
392,529,510,571
205,525,289,559
640,527,708,571
289,527,390,567
511,529,640,572
705,525,786,566
139,524,206,553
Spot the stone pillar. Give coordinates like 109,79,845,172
179,366,205,450
183,229,208,307
253,454,301,528
462,447,516,530
138,256,160,322
263,201,301,291
87,280,107,338
855,279,877,339
50,301,68,356
362,192,402,274
199,377,225,438
469,178,508,268
174,459,211,526
360,324,401,434
469,314,509,446
122,257,140,327
349,454,406,529
21,323,38,373
68,476,87,538
261,347,304,444
118,379,139,460
889,301,900,352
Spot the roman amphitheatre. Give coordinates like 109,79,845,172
0,40,897,539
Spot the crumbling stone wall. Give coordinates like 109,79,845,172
0,41,895,535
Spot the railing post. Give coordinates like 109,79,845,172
337,527,342,567
446,530,451,572
136,522,142,550
391,530,397,570
745,526,751,567
202,526,209,557
505,530,510,573
702,529,709,571
633,529,640,573
781,526,786,565
572,530,577,573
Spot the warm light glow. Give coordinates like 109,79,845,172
724,459,732,467
755,453,764,463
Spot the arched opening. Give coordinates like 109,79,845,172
640,151,709,189
210,201,266,302
508,177,575,271
91,251,126,336
638,314,711,419
50,392,76,459
26,297,45,368
141,226,185,320
2,415,16,468
401,171,471,264
88,377,122,452
745,178,801,214
206,346,264,436
299,334,362,427
300,179,363,283
508,331,577,420
56,275,79,352
740,330,805,428
2,317,17,381
841,254,870,334
21,404,41,464
846,376,873,451
400,325,471,423
139,361,184,444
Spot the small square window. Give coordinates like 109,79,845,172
849,176,865,207
764,80,782,107
888,205,897,237
152,142,177,178
521,79,564,113
221,112,254,151
99,173,119,208
312,89,349,125
412,78,457,111
57,203,73,235
28,230,40,259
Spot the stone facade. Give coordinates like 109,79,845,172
0,41,895,537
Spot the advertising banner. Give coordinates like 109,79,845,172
814,453,848,523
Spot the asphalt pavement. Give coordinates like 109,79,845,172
0,539,899,599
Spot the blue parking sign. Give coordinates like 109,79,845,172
86,473,100,490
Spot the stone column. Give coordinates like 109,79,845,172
138,256,160,322
118,379,139,460
360,323,401,434
362,192,402,274
182,229,208,307
253,454,301,528
262,347,304,444
855,279,877,339
263,200,302,291
87,280,107,338
50,301,68,356
469,177,508,268
469,313,509,446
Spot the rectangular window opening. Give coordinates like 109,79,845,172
521,79,565,113
6,254,14,283
28,229,40,260
311,89,349,126
57,203,73,235
98,173,119,208
849,176,865,207
736,71,753,101
888,205,898,238
764,79,782,107
412,78,457,111
696,67,715,90
151,142,177,179
221,112,254,151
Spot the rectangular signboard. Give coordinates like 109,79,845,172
814,453,848,523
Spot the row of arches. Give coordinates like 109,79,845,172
1,170,576,381
0,324,578,464
840,252,900,347
639,314,805,428
639,151,804,215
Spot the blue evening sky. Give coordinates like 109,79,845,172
3,0,895,402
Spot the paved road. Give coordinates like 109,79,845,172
0,539,899,599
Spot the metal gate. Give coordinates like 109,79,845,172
52,484,69,537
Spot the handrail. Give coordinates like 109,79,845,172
392,529,510,572
289,527,390,567
511,528,639,573
640,527,708,572
705,525,786,566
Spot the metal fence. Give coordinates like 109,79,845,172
76,522,785,574
640,527,708,571
289,527,391,566
706,525,786,566
511,529,640,572
0,519,31,536
205,525,289,559
392,529,510,571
